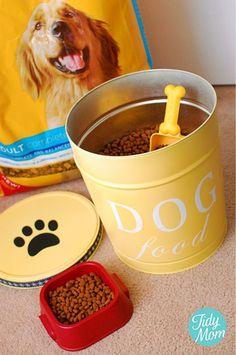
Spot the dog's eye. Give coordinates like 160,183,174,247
64,11,75,18
35,22,42,31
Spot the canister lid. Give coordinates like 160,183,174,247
0,192,102,288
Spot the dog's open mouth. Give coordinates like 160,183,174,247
49,46,89,74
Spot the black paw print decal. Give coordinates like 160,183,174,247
14,220,60,256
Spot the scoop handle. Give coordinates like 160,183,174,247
159,85,186,136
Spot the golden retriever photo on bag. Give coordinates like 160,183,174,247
16,0,120,129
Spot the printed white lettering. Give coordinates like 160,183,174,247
108,171,217,261
107,200,143,233
192,214,210,247
172,240,188,254
135,238,157,259
195,172,216,213
153,198,187,232
151,245,167,257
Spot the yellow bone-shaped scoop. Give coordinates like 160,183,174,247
149,84,186,151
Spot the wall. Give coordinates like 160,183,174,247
137,0,236,84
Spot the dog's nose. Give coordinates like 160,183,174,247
51,21,71,39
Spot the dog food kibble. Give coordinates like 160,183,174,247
98,127,167,156
1,159,77,178
48,273,114,325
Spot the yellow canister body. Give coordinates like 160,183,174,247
67,69,227,274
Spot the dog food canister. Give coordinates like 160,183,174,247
66,69,227,274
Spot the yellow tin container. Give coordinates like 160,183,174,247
66,69,227,274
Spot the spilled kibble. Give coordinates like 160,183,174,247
48,272,114,325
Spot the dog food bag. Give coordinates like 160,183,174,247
0,0,152,196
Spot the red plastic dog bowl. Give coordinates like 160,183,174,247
39,261,133,351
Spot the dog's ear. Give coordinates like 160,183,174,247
16,39,45,100
90,19,120,77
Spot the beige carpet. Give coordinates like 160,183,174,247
0,86,235,355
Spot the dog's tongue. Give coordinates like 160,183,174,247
62,54,84,72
